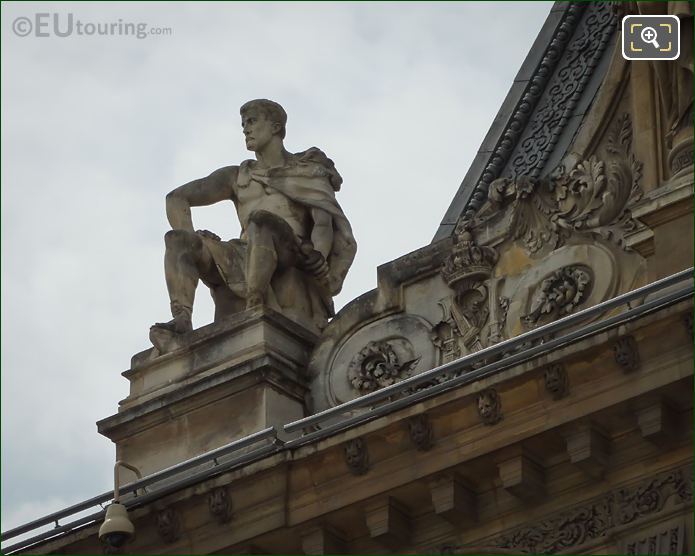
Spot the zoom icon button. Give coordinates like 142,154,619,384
622,15,680,60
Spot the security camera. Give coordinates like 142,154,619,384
99,502,135,548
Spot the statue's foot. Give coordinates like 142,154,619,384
150,316,192,335
149,317,192,355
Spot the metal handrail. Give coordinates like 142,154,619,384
283,267,693,433
1,442,282,554
1,426,278,542
2,268,692,553
283,283,693,447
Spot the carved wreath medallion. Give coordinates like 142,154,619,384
523,265,593,326
347,340,420,394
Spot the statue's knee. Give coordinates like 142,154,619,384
165,229,198,251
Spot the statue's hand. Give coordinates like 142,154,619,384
196,229,221,241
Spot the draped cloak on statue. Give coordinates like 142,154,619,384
201,147,357,326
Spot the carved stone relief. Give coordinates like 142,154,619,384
488,296,510,346
408,414,434,452
459,3,615,223
348,340,420,394
543,363,569,400
477,388,502,425
491,465,692,554
465,112,642,257
208,486,232,525
311,314,437,412
499,243,620,342
436,228,499,361
344,437,369,476
624,521,687,555
614,335,640,373
523,265,593,326
431,317,462,365
155,507,181,544
615,467,692,525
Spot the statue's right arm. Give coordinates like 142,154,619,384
165,166,239,232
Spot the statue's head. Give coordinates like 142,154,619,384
240,99,287,152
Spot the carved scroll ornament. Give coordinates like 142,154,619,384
467,114,642,255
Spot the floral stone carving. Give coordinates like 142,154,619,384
467,113,643,255
348,340,420,394
493,465,692,554
523,265,593,326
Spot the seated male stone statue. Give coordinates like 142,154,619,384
150,99,356,351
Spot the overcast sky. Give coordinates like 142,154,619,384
1,0,551,537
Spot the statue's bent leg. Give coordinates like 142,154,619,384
157,229,216,333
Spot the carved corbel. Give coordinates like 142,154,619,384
563,423,610,480
543,363,569,400
635,400,679,447
207,486,232,524
407,414,434,452
476,388,502,425
614,335,640,372
344,437,369,476
300,524,346,555
497,452,545,501
364,497,411,549
155,507,181,544
428,473,477,527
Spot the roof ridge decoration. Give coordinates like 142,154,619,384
435,2,619,241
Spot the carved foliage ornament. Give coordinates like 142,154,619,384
492,465,692,554
468,113,642,254
460,3,604,222
348,341,420,394
523,265,593,326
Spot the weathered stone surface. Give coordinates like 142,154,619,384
151,99,356,351
98,307,315,475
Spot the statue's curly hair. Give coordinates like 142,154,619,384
240,99,287,139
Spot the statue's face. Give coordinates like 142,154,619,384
241,108,279,152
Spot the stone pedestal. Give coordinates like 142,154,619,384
97,307,318,476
